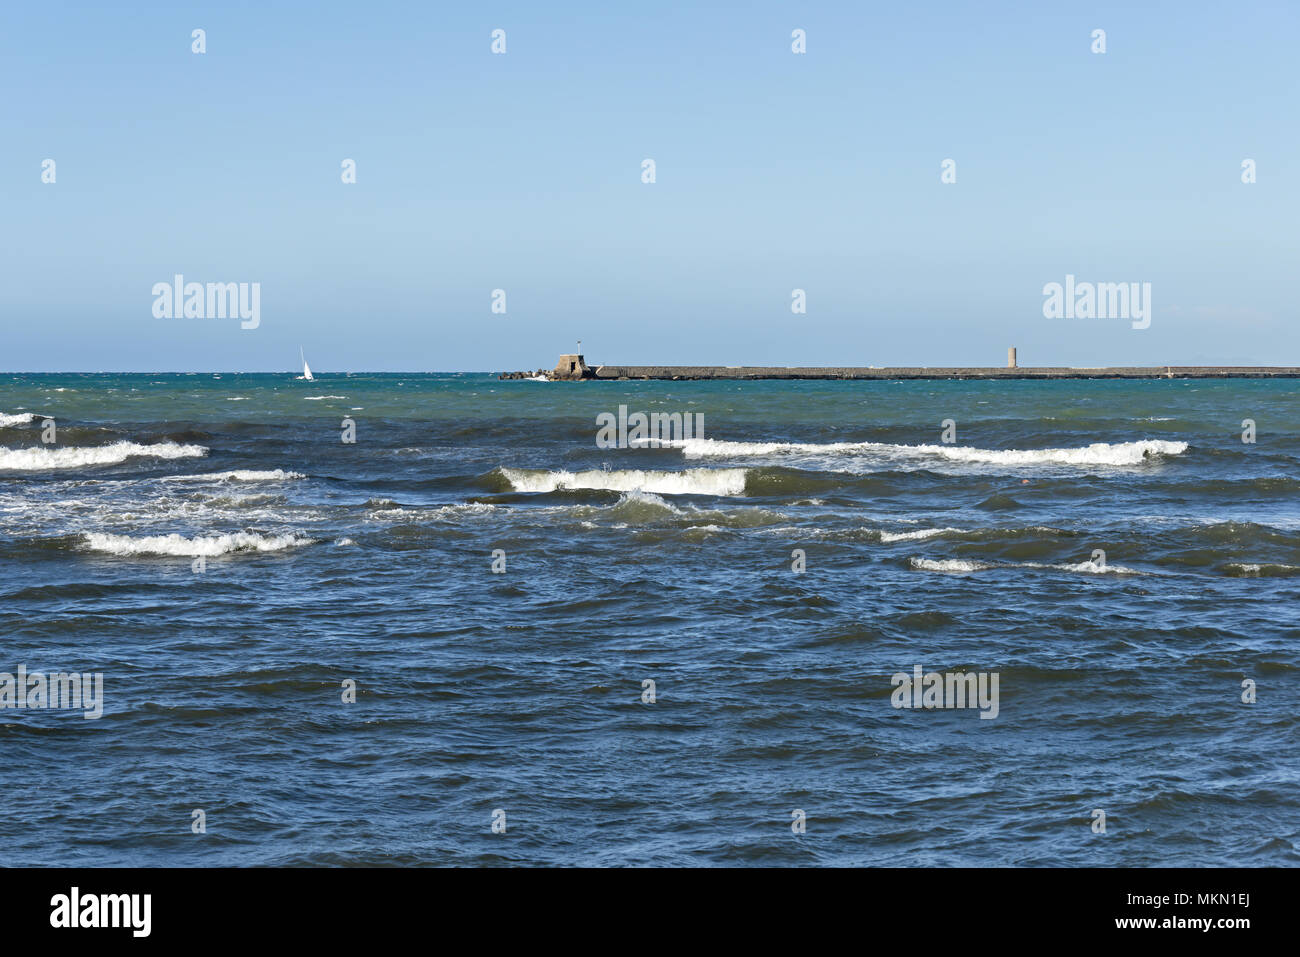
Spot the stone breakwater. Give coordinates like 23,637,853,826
498,363,1300,381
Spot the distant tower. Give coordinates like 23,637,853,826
1008,347,1017,368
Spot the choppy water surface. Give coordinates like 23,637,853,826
1,373,1296,865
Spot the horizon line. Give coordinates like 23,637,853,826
6,363,1300,376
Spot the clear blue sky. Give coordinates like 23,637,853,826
3,1,1297,371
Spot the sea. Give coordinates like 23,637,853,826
1,373,1296,866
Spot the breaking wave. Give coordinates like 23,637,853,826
567,490,786,527
498,466,748,496
880,527,964,542
0,441,207,470
665,437,1189,467
162,469,305,482
1052,560,1142,575
364,501,498,521
909,557,1143,575
81,531,314,557
909,558,995,573
0,412,40,428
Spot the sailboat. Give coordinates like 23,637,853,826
297,347,314,381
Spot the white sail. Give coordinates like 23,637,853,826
300,348,314,381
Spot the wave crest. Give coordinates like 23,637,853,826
0,441,208,471
0,412,41,428
909,558,994,572
499,466,747,496
880,527,963,542
666,437,1188,467
909,556,1143,575
81,531,313,557
162,469,304,482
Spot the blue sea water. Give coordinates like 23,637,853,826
0,373,1297,865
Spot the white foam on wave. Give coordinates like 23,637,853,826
618,489,683,511
561,491,788,531
1224,562,1300,576
683,524,725,537
880,527,963,542
500,466,748,496
882,524,1070,543
664,437,1188,467
365,501,498,521
81,531,314,557
303,395,348,400
933,440,1187,466
0,441,207,471
0,412,41,428
162,469,304,482
571,489,687,518
1051,560,1142,575
666,438,869,457
909,558,994,573
425,502,499,517
910,556,1144,575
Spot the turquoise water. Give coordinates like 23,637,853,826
0,373,1297,864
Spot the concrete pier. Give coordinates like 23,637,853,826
584,365,1300,380
498,355,1300,381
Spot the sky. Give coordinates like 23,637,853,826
2,0,1297,372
